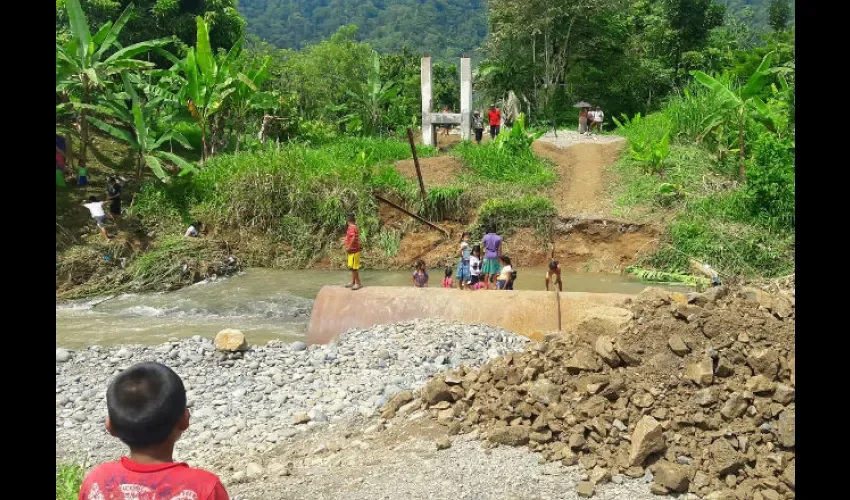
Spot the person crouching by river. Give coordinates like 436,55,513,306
496,255,515,290
413,259,429,287
344,213,362,290
481,224,503,289
545,259,562,291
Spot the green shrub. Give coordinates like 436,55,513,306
743,135,795,229
474,196,556,237
454,142,556,188
56,463,85,500
423,186,471,221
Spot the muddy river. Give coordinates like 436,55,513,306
56,268,688,348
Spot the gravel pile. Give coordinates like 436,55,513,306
55,319,529,466
537,130,626,149
403,285,795,499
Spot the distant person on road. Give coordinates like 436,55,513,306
83,195,110,241
591,106,604,133
481,224,503,289
579,107,589,134
456,231,472,290
77,362,230,500
185,221,202,238
472,110,484,144
442,105,452,136
469,245,482,289
106,176,122,225
344,213,362,290
496,255,514,290
488,104,501,139
413,259,429,288
545,259,562,291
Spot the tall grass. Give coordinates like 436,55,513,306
132,137,430,266
454,141,556,188
473,195,556,237
612,93,795,278
56,463,85,500
423,186,473,221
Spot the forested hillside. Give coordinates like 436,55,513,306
238,0,487,59
236,0,790,58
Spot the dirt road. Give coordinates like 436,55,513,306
533,131,626,218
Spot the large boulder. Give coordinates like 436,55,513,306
214,329,248,351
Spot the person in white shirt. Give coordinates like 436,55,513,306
496,255,514,290
592,106,604,133
469,245,482,288
83,196,110,241
185,221,202,238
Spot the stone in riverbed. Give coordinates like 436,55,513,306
576,481,595,498
290,341,307,352
56,348,71,363
214,329,248,352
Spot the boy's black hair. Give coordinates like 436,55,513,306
346,212,356,222
192,221,202,228
444,266,452,277
549,260,558,270
87,195,98,202
471,244,481,254
106,362,187,449
500,255,512,265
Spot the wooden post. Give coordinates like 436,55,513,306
406,127,427,205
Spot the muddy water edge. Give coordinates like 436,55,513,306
56,267,690,348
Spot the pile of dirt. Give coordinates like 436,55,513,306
393,156,465,187
383,285,795,499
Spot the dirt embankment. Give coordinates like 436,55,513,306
394,283,795,499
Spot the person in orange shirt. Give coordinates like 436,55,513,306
488,104,501,139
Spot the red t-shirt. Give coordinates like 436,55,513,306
78,457,229,500
488,109,501,126
345,224,361,253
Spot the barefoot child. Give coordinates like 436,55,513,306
456,232,471,290
344,213,362,290
469,245,482,289
78,362,230,499
83,196,110,242
496,255,514,290
413,259,429,287
545,259,562,291
481,224,503,290
443,265,453,288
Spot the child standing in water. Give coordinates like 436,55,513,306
469,245,482,289
413,259,429,287
496,255,514,290
344,213,362,290
443,265,453,288
456,232,471,290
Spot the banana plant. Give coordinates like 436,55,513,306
345,51,397,134
629,131,671,178
691,51,778,182
178,17,243,161
88,72,197,182
55,0,174,163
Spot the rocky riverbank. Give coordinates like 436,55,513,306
56,319,529,467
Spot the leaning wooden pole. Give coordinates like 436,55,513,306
406,128,427,205
374,194,449,237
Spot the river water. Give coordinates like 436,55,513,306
56,267,687,348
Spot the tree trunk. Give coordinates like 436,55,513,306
79,74,90,166
738,123,746,182
136,152,145,183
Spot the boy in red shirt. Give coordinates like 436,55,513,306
78,362,229,500
344,212,362,290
